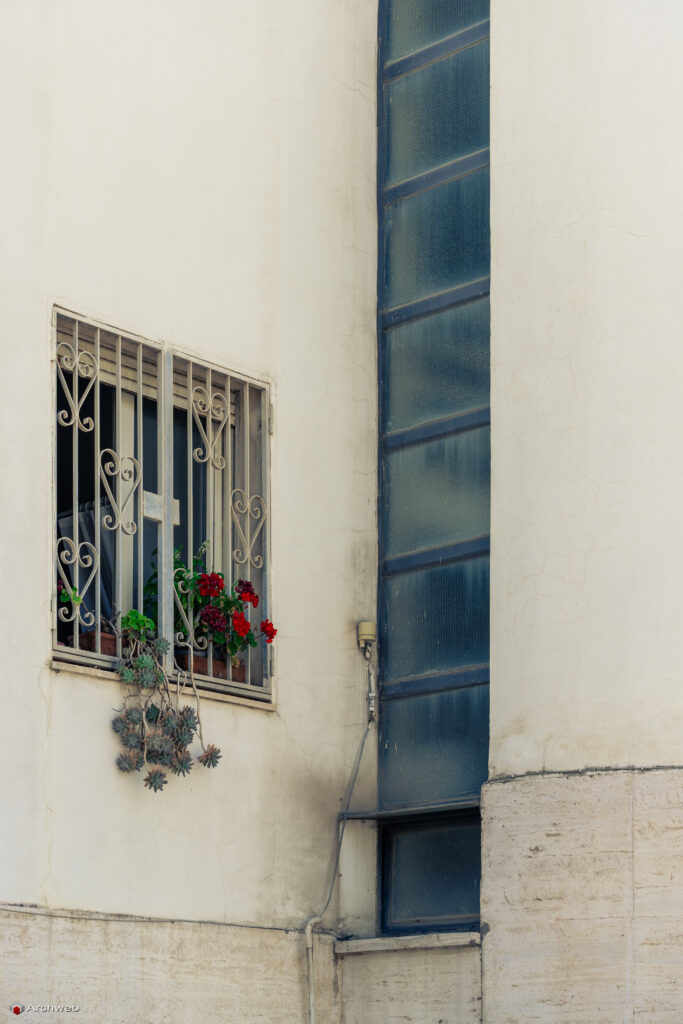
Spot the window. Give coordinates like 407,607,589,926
52,308,272,700
376,0,490,932
381,811,481,934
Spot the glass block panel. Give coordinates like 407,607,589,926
385,299,490,432
386,0,489,62
382,557,489,681
381,687,489,807
385,40,489,185
384,818,481,928
384,168,489,310
384,428,489,557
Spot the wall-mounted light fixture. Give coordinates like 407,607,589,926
357,620,377,661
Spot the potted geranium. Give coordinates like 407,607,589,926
176,569,276,682
145,545,276,682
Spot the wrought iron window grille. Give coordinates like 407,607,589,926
52,308,272,701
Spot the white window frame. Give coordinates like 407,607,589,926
51,307,272,702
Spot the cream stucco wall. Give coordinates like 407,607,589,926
484,4,683,1020
490,0,683,777
0,0,378,944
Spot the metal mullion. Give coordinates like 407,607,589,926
383,19,490,81
94,328,101,653
381,669,490,700
383,149,489,206
115,335,122,659
380,276,490,329
383,407,491,452
345,798,482,822
71,320,80,651
159,350,174,671
382,536,490,577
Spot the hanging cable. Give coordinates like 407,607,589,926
305,652,376,1024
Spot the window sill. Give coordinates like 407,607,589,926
334,932,480,956
49,658,277,712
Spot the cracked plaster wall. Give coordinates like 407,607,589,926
0,0,377,963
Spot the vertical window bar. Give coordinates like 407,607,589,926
184,356,194,667
136,343,143,615
115,335,122,660
187,359,193,579
51,309,58,652
71,320,80,652
224,375,233,682
94,327,101,654
159,349,175,672
244,383,251,686
206,366,214,678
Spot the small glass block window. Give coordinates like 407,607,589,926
382,812,481,932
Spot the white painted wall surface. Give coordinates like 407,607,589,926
0,0,377,938
490,0,683,776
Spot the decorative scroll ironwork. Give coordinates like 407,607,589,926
191,386,230,470
99,449,141,535
56,342,99,432
56,537,98,627
172,568,208,651
231,489,267,569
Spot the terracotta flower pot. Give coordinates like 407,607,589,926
176,651,246,683
69,631,118,656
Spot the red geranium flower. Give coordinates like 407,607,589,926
260,619,277,644
201,605,228,634
236,579,259,607
198,572,225,598
232,612,250,638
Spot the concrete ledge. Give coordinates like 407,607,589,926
49,658,276,710
335,931,480,956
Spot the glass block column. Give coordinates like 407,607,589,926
377,0,490,933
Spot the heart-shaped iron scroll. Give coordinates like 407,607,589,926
99,449,141,536
56,342,99,432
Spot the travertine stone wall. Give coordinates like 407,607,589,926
338,937,482,1024
481,768,683,1023
0,906,338,1024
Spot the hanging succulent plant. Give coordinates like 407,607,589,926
111,610,222,793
